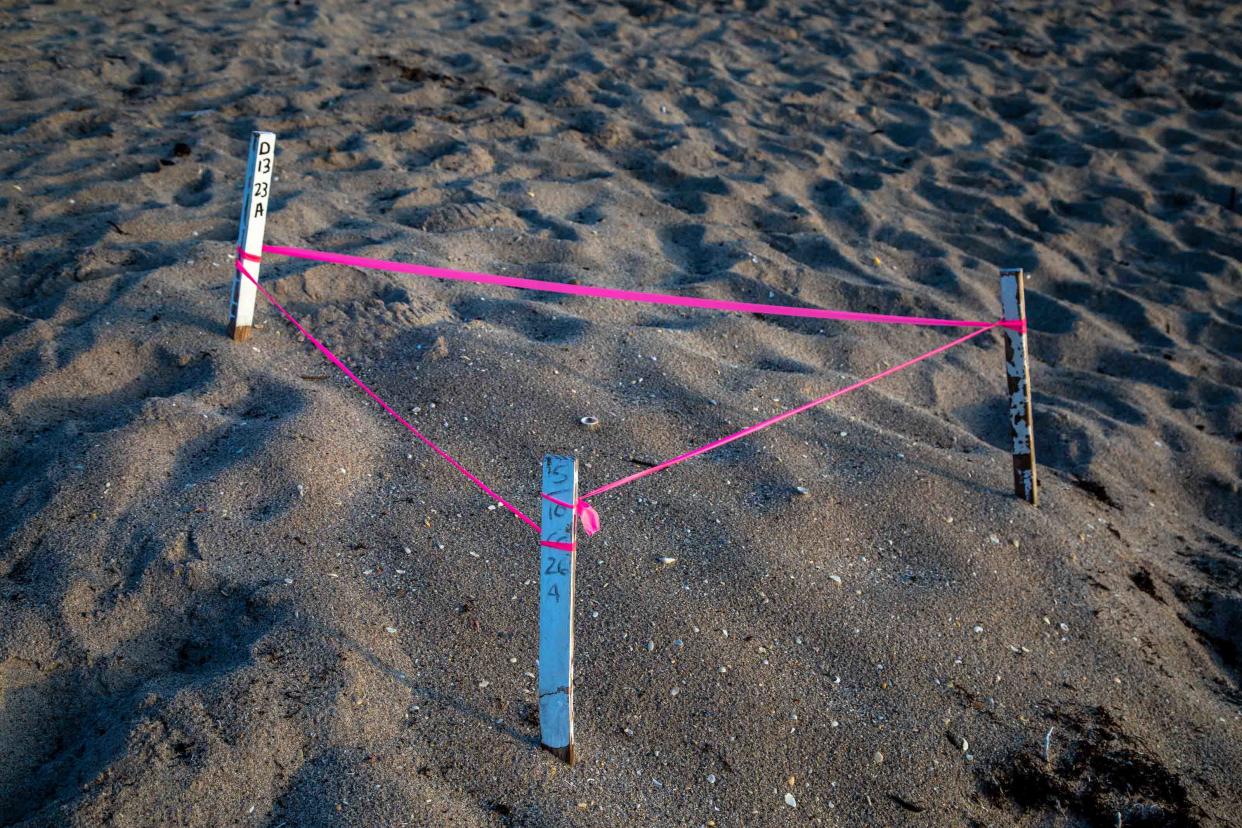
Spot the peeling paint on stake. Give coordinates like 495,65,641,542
538,454,577,763
228,131,276,341
1000,268,1038,505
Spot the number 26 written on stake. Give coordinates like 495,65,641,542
544,556,569,602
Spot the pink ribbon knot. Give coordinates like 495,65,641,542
541,494,601,536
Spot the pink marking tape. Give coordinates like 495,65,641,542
542,494,601,536
581,322,1000,501
261,244,1025,333
237,246,1010,540
234,250,540,532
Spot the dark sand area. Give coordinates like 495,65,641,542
1,1,1240,825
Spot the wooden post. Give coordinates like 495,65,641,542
538,454,578,763
1000,268,1038,505
227,130,276,341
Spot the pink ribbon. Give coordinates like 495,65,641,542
237,245,1022,545
581,322,1001,500
234,250,541,532
262,243,1024,331
541,494,601,536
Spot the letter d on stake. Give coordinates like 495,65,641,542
539,454,577,763
1000,268,1038,505
228,131,276,341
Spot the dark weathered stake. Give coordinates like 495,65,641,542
538,454,578,763
1000,268,1038,505
228,130,276,341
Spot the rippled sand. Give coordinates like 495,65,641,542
1,1,1239,825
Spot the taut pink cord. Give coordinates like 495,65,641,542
234,250,540,532
238,246,1010,539
581,322,1000,500
262,244,1025,333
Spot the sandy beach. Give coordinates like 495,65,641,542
1,1,1239,825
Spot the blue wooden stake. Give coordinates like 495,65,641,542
539,454,577,763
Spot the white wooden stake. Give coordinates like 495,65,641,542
538,454,578,764
227,131,276,341
1000,268,1038,505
